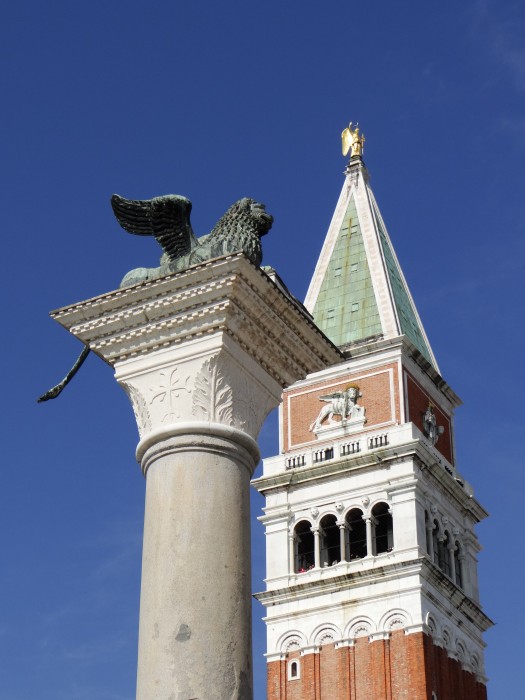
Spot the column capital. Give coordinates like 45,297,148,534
51,254,342,451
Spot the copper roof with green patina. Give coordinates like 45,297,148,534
372,201,433,363
312,194,382,346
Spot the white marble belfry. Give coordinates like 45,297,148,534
51,253,341,700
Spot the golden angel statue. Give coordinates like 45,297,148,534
341,122,365,158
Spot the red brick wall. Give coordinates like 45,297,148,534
266,633,487,700
404,371,454,465
283,363,400,450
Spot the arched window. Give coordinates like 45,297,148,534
454,540,463,588
294,520,314,573
432,520,440,564
288,659,300,680
319,514,340,566
372,502,393,554
346,508,367,559
438,530,451,577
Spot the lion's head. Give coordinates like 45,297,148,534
206,197,274,267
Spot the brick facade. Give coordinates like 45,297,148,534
404,370,454,465
267,633,487,700
283,363,400,451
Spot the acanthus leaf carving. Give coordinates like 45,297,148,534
192,353,275,437
123,383,152,437
192,355,233,424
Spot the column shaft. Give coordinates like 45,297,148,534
136,432,256,700
339,523,347,562
365,517,373,557
312,528,320,569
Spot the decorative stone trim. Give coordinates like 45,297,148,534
51,254,342,385
369,631,391,642
346,617,375,639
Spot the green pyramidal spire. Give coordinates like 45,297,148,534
305,152,438,371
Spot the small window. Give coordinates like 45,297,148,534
351,302,359,312
351,263,358,272
288,659,300,680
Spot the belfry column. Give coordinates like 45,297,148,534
51,253,341,700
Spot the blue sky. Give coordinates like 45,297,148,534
2,1,524,698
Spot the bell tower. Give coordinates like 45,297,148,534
253,128,492,700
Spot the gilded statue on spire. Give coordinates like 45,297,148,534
341,122,365,158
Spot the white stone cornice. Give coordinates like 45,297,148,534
51,253,342,387
420,559,493,633
368,631,391,642
404,623,428,635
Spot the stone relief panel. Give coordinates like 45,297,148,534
284,365,399,450
309,384,366,434
149,367,192,423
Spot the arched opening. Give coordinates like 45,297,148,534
319,514,340,566
346,508,367,559
287,659,300,680
294,520,314,572
372,502,393,554
432,520,440,564
438,530,451,577
454,540,463,588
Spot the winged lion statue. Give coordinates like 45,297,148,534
38,193,273,402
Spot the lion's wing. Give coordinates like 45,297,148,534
319,392,343,403
111,194,198,260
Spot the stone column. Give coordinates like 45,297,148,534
364,516,374,557
312,527,321,568
51,254,341,700
289,532,296,574
338,522,347,563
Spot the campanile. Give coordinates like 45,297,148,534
253,127,492,700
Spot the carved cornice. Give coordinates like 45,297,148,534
51,253,342,388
